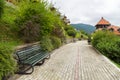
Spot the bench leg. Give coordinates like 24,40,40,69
45,54,50,59
16,65,34,74
24,66,34,74
36,59,45,65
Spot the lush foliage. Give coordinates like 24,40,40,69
67,30,77,38
2,5,16,25
0,0,4,18
15,1,52,42
65,26,77,38
0,0,71,79
0,41,20,80
0,3,22,79
92,31,120,64
50,36,62,49
40,36,54,52
15,1,67,43
40,36,62,52
18,21,40,43
52,27,65,39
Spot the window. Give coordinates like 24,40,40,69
117,28,120,32
109,28,114,32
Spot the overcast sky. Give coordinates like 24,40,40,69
48,0,120,26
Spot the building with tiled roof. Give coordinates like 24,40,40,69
107,25,120,35
95,17,120,35
95,17,111,29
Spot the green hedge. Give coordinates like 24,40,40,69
92,31,120,64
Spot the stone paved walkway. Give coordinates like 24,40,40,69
16,41,120,80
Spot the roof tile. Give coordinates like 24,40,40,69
96,17,111,25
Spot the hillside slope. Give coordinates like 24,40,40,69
71,23,96,34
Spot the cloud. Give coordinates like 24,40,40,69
48,0,120,26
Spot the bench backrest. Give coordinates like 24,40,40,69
15,45,41,61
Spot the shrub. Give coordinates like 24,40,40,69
67,29,77,38
64,26,76,37
64,26,74,31
0,0,4,18
0,21,16,42
14,0,68,43
0,41,18,80
2,5,17,25
15,1,54,42
92,31,120,64
52,27,65,39
40,36,53,52
92,31,115,47
50,36,62,49
19,21,40,43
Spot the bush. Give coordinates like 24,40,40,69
64,26,77,37
92,31,120,64
92,31,117,47
40,36,53,52
2,5,17,24
0,41,18,80
19,21,40,43
67,29,77,38
0,21,17,42
15,1,54,42
14,1,68,43
0,0,4,18
50,36,62,49
52,27,65,39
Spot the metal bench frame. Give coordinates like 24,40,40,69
15,45,50,74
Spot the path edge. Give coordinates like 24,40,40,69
92,46,120,72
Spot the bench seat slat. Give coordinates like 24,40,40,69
17,46,40,56
21,52,49,66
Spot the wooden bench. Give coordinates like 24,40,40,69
15,45,50,74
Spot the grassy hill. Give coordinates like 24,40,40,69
71,23,96,34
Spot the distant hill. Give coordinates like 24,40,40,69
71,23,96,34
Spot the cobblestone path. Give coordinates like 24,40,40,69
16,41,120,80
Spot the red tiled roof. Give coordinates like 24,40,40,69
96,17,111,25
107,25,120,35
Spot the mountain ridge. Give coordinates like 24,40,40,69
71,23,96,34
